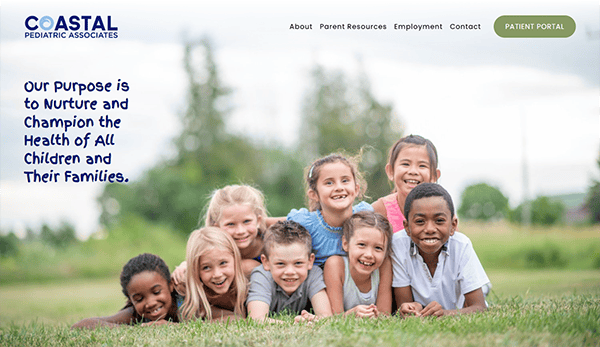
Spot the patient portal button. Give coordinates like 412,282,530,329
494,15,575,38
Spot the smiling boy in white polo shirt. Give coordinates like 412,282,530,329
391,183,490,317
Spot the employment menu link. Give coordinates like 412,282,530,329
289,22,482,32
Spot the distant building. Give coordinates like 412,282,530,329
551,193,589,224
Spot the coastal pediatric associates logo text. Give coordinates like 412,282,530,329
24,15,118,39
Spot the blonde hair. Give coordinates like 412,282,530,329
179,227,247,321
305,152,368,211
204,185,267,235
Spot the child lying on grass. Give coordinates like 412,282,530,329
72,253,179,329
246,221,332,323
392,183,490,317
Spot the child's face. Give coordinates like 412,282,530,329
198,248,236,295
403,196,457,258
386,145,439,199
217,204,261,252
126,271,173,321
342,227,387,277
309,161,359,213
261,242,315,296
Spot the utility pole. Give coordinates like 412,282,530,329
521,109,531,226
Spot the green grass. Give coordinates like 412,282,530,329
1,293,599,347
1,221,599,346
460,220,600,270
487,269,600,297
1,270,599,346
0,278,123,326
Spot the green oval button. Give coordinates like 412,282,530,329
494,15,575,38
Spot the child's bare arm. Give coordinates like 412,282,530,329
241,259,261,278
446,287,487,316
71,307,136,329
371,199,387,219
375,257,393,315
323,255,345,315
394,286,414,308
246,300,271,321
310,289,333,317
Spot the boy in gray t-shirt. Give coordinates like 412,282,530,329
246,221,332,323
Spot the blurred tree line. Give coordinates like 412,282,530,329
98,38,403,239
457,178,600,226
0,221,76,258
457,182,567,225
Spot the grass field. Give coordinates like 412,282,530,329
1,221,598,346
1,269,599,326
0,269,598,347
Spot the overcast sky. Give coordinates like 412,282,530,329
1,0,599,238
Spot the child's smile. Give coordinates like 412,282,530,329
343,227,387,278
404,196,457,259
386,145,434,199
310,162,358,213
217,204,260,252
199,248,235,295
262,242,314,296
126,271,174,322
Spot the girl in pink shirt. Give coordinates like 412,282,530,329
372,135,440,233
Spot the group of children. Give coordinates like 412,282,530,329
72,134,491,328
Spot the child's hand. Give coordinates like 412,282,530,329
420,301,445,317
172,262,187,295
348,304,379,318
399,302,423,317
294,310,318,324
171,261,187,286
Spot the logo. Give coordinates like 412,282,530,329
24,15,118,39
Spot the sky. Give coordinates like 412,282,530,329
1,0,599,238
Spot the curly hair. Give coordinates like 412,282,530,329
120,253,171,298
119,253,179,323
